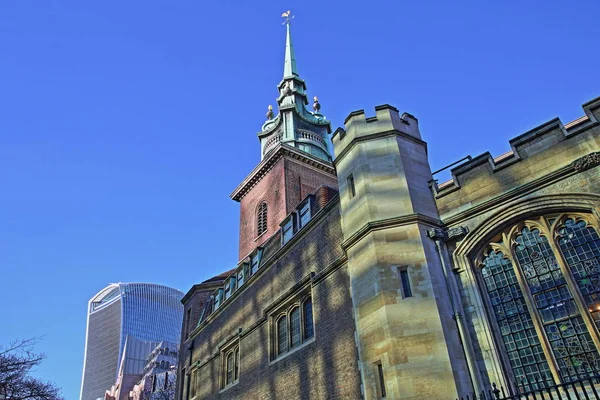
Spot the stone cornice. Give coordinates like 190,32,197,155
342,213,443,251
230,144,336,202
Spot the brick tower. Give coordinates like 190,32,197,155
230,20,338,261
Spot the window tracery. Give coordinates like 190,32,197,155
477,213,600,390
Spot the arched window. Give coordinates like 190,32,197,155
273,295,315,359
558,219,600,328
290,307,301,348
234,347,240,381
303,297,314,340
257,202,268,237
277,315,288,355
226,351,234,386
221,344,240,389
479,214,600,391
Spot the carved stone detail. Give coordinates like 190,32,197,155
572,152,600,172
427,226,469,241
426,228,446,240
447,226,469,240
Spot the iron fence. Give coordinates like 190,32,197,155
457,375,600,400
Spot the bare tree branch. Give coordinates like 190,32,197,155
0,338,64,400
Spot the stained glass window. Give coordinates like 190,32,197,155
514,227,600,381
290,307,301,348
303,298,314,339
482,251,553,389
558,219,600,329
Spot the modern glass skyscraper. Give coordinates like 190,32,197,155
79,283,184,400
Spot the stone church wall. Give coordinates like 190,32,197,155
433,96,600,393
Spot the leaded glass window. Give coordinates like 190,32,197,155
234,347,239,381
226,351,234,385
479,214,600,391
277,316,288,355
290,307,301,348
481,251,553,389
303,297,314,339
558,219,600,329
515,227,600,381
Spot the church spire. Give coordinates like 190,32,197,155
283,13,298,78
256,12,332,162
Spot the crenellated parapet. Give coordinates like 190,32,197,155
332,104,421,160
433,96,600,220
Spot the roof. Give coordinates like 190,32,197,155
201,268,236,284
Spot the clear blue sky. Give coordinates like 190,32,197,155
1,1,599,399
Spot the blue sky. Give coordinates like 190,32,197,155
1,1,599,399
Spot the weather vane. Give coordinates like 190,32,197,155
281,10,294,25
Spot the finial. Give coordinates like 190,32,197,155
266,105,274,120
282,11,298,78
281,10,294,25
313,96,321,112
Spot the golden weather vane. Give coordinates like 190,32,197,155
281,10,294,25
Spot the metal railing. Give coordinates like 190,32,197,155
457,375,600,400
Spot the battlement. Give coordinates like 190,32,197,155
332,104,421,159
433,95,600,219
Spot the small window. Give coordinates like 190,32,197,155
221,344,240,389
303,297,314,339
377,361,387,398
234,347,240,381
224,277,235,300
290,307,301,348
272,295,314,360
299,201,311,227
277,316,288,355
237,267,245,287
282,217,294,244
226,352,234,385
214,289,223,310
250,250,262,275
257,202,268,237
347,174,356,198
400,269,412,298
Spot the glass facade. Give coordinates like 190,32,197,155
80,283,184,400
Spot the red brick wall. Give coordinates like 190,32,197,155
283,158,339,214
186,201,362,400
237,156,338,261
237,158,287,260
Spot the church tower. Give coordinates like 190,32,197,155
230,17,338,261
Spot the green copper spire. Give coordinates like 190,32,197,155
283,14,298,78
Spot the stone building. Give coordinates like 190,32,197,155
176,19,600,400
